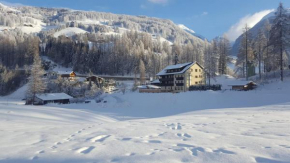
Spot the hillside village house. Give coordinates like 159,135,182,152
156,62,204,92
60,71,76,79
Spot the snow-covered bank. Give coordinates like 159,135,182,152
60,82,290,120
1,78,290,163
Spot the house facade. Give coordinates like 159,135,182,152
156,62,204,92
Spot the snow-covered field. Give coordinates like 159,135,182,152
1,78,290,163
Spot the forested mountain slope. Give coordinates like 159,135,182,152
0,3,207,77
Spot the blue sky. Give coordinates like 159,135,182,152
2,0,290,41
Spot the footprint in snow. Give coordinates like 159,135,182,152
54,142,62,145
145,152,155,155
50,146,57,149
90,135,111,142
125,153,136,156
37,150,45,154
144,140,162,144
165,123,182,130
76,146,95,154
177,133,191,138
30,156,39,160
213,148,235,154
121,138,132,141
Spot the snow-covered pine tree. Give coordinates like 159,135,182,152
269,2,290,81
26,54,47,104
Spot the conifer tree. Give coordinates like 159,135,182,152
269,2,290,81
26,54,46,104
139,59,146,85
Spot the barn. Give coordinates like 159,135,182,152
228,81,257,91
35,93,73,105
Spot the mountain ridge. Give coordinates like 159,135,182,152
0,2,206,46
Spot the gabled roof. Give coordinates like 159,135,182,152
36,93,73,101
138,85,161,89
165,62,193,70
151,79,161,84
228,81,256,86
157,62,203,76
58,71,76,75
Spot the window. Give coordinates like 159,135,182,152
195,76,198,78
199,69,201,72
195,69,198,72
195,82,198,85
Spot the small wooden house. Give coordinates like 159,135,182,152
35,93,73,105
59,71,77,80
229,81,257,91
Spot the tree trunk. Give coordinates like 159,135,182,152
259,50,261,80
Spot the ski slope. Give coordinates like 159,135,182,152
1,77,290,163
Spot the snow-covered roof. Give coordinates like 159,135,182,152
138,85,161,89
151,79,161,84
57,71,75,75
165,62,193,70
36,93,73,101
228,81,256,86
157,62,202,76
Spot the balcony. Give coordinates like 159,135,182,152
159,83,174,87
159,78,174,82
176,77,184,80
176,83,184,86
